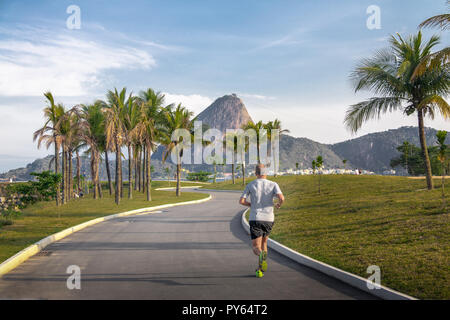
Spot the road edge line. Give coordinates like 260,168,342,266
240,209,417,300
0,194,212,278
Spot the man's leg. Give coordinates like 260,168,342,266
252,237,262,256
261,236,269,254
252,236,264,277
260,236,269,272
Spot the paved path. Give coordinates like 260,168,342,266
0,189,375,299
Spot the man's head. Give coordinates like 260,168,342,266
255,163,267,178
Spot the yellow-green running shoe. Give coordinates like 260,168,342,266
255,269,264,278
259,252,267,272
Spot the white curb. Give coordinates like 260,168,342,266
154,186,203,191
0,194,211,278
241,209,417,300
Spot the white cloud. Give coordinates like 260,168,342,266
0,28,155,96
163,93,213,116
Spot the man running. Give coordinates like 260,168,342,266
239,164,284,278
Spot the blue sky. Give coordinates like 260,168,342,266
0,0,449,171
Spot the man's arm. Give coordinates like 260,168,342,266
275,193,284,209
239,197,251,207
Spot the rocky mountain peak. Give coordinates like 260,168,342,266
196,94,253,132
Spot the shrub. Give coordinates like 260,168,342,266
187,171,212,182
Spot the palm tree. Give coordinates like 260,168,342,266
436,130,448,207
55,106,73,204
342,159,348,171
123,94,140,199
33,92,64,206
103,88,128,205
161,104,194,196
345,31,450,190
224,132,239,184
132,89,166,201
78,103,105,199
242,120,266,164
265,119,290,175
419,1,450,30
64,111,84,200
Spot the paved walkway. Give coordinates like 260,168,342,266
0,190,375,299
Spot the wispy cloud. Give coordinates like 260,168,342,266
0,26,156,96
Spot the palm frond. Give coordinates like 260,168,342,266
419,13,450,30
344,97,404,133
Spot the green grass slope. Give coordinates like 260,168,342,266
209,175,449,299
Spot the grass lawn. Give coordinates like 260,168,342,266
208,175,449,299
0,181,207,264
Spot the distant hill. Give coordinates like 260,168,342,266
330,126,450,173
196,93,253,132
3,126,448,180
2,91,449,180
279,135,347,170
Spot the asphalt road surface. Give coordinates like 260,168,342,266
0,189,375,299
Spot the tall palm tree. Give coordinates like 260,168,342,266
242,120,266,164
76,104,103,199
103,88,128,205
265,119,290,176
345,31,450,190
33,92,64,206
161,104,194,196
132,89,166,201
55,106,72,204
224,132,239,184
99,138,113,196
64,111,83,200
123,94,140,199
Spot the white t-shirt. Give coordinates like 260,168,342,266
241,178,282,222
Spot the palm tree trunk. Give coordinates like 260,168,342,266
119,149,123,199
76,150,81,194
176,162,181,196
62,144,66,204
91,151,97,200
97,155,102,199
128,144,133,199
68,151,73,200
242,162,246,185
137,148,142,192
134,146,138,191
146,144,152,201
232,163,235,184
66,150,69,201
54,138,61,206
143,148,146,191
115,141,120,205
257,136,261,164
105,151,113,196
418,109,434,190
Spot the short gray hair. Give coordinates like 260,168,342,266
255,164,267,176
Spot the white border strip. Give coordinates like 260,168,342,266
241,209,417,300
0,194,211,278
